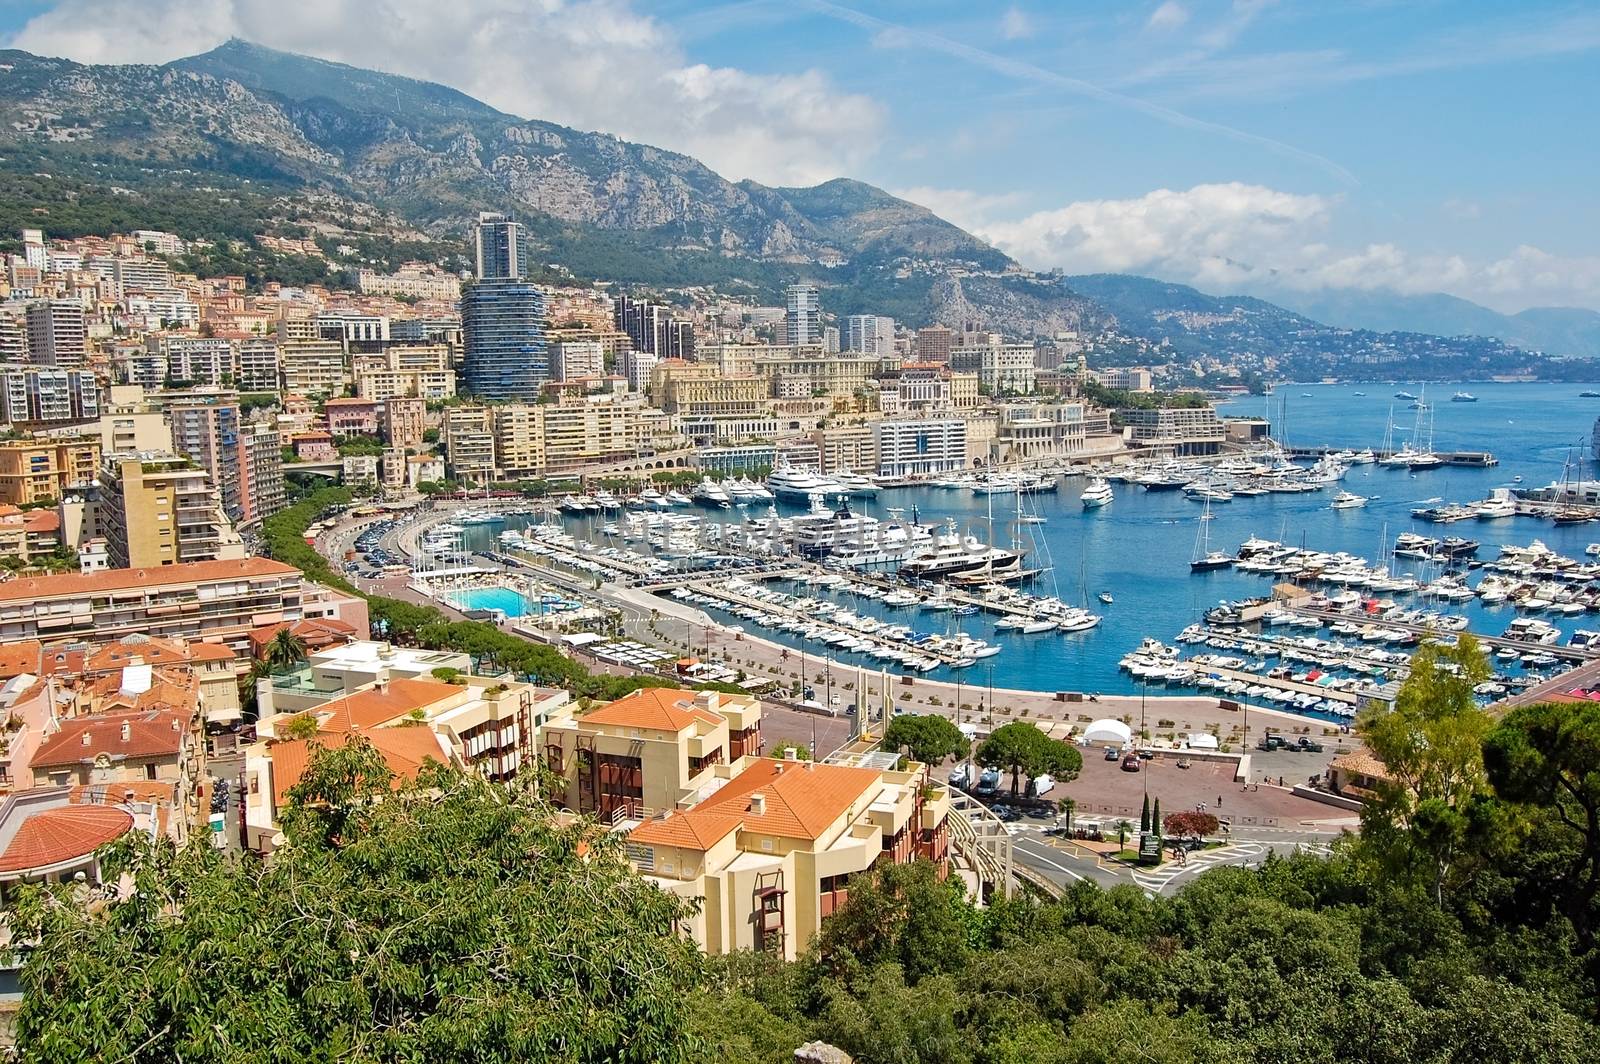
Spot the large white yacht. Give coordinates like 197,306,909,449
899,520,1023,580
830,471,880,497
1080,477,1114,508
767,465,843,499
691,477,731,508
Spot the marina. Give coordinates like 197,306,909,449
393,383,1600,720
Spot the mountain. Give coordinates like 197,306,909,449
0,40,1102,332
1263,288,1600,359
1065,273,1585,382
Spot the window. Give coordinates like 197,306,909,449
146,763,159,781
625,843,655,871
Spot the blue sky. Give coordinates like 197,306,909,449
4,0,1598,311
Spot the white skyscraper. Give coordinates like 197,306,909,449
785,283,820,346
845,315,896,356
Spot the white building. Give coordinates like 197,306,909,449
872,418,967,477
844,315,895,356
784,284,820,346
552,340,605,382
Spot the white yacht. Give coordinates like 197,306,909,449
1080,477,1113,508
1474,489,1516,519
636,487,668,509
830,471,880,497
664,489,693,507
900,520,1023,581
1330,491,1368,509
767,466,843,499
691,478,731,508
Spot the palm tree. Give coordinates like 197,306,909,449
263,628,308,675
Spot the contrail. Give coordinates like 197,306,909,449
802,0,1358,187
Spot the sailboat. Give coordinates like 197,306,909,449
1189,497,1235,571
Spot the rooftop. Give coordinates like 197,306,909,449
0,803,133,875
32,708,190,768
269,728,453,806
580,687,725,734
631,756,880,850
0,557,301,602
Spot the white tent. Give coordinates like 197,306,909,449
1082,719,1133,746
1186,732,1220,750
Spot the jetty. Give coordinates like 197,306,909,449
1283,445,1498,467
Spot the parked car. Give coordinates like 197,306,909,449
1296,737,1325,753
1104,746,1122,761
1257,735,1290,751
1120,754,1142,772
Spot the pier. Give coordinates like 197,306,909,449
1290,607,1598,662
1283,445,1498,467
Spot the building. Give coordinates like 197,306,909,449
168,401,258,525
651,360,768,417
25,300,87,367
94,454,244,568
382,397,427,449
991,403,1087,463
551,340,605,382
0,367,100,426
161,337,233,387
445,407,496,483
784,284,820,346
461,279,549,401
0,438,102,506
1123,406,1225,456
0,787,157,887
0,505,63,565
317,313,390,346
240,424,286,525
915,326,954,364
30,708,199,794
236,339,281,393
953,342,1036,395
473,212,524,280
808,424,876,474
0,558,366,656
872,418,968,477
1098,366,1153,392
844,315,895,356
278,340,348,395
354,264,462,302
323,398,381,438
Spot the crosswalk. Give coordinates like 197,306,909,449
1132,843,1267,892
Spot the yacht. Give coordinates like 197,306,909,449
1394,390,1418,401
1330,491,1368,509
767,466,843,499
691,478,731,508
1474,489,1516,519
1189,500,1234,571
899,520,1023,581
1080,477,1114,508
831,471,880,497
1184,482,1234,503
636,487,668,509
664,489,693,507
1451,391,1478,403
1348,449,1377,464
728,476,775,503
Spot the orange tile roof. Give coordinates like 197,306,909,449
188,642,236,663
630,758,881,851
269,728,451,806
0,558,301,603
32,709,190,769
0,640,43,678
581,687,722,733
70,780,178,807
0,805,134,874
311,678,458,734
86,636,195,672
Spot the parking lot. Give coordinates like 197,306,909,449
1058,752,1340,831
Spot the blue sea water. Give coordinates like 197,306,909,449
462,382,1600,695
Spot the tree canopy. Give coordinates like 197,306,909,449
880,713,969,772
12,744,705,1063
975,721,1083,797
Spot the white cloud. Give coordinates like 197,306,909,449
8,0,884,187
999,6,1034,41
968,182,1600,312
891,186,1029,231
1146,2,1189,32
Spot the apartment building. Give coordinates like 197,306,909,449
490,404,545,479
241,425,287,525
94,454,244,568
0,505,62,564
96,409,172,456
915,325,954,364
236,339,281,393
651,359,768,417
278,340,348,395
30,708,199,794
872,418,968,477
169,401,249,524
0,367,100,426
24,300,87,367
381,397,427,449
0,438,102,506
445,407,496,483
542,688,764,821
952,342,1037,395
353,264,462,301
807,424,876,474
160,337,234,387
990,403,1087,463
354,348,457,400
0,557,366,656
1098,366,1153,392
749,350,887,399
1123,406,1225,456
324,398,381,438
540,396,652,475
551,339,605,382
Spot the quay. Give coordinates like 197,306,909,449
1290,607,1597,662
1283,445,1498,466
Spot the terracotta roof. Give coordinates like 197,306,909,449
70,780,178,807
0,640,43,679
630,757,880,851
312,678,458,734
324,398,378,407
0,558,301,603
86,636,194,672
188,642,236,663
249,617,355,653
269,728,452,806
0,805,133,874
581,688,723,733
22,510,59,534
32,709,189,769
1331,751,1390,781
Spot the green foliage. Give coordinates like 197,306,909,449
12,745,704,1062
975,721,1084,797
880,713,969,771
1079,379,1208,411
335,434,386,457
261,627,308,674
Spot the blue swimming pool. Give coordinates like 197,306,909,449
449,586,529,617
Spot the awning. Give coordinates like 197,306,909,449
1186,732,1219,750
1082,719,1132,746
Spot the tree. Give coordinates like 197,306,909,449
881,713,969,775
1163,811,1219,842
1141,794,1150,833
768,741,811,761
814,860,973,984
12,745,704,1063
261,627,308,674
1485,700,1600,951
1356,634,1495,903
1152,798,1162,839
975,721,1083,798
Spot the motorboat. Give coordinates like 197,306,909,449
767,465,843,499
1330,491,1367,509
1080,478,1113,508
831,471,880,497
691,478,731,508
1098,592,1114,604
1451,392,1478,402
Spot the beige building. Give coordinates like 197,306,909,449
381,397,427,449
354,265,462,302
990,403,1088,463
652,359,769,417
0,558,367,657
807,424,877,474
94,454,243,569
355,366,456,401
445,407,496,483
0,437,102,506
96,409,173,455
750,350,888,399
278,340,348,395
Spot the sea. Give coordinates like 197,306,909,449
453,382,1600,698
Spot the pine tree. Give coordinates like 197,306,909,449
1152,797,1162,838
1140,793,1150,833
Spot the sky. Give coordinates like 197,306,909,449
2,0,1598,313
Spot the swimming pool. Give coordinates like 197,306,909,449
449,586,529,618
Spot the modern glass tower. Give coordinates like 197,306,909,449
462,213,548,400
785,283,820,346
